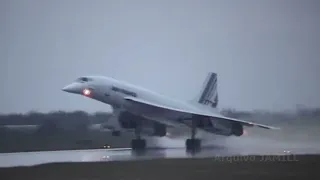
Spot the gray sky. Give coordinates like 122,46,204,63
1,0,320,114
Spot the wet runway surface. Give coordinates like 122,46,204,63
0,147,283,167
1,142,319,168
1,126,320,168
0,148,223,167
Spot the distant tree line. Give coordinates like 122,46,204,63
1,107,319,125
221,107,320,119
0,107,319,129
294,107,320,117
0,108,319,153
0,110,111,126
0,111,136,153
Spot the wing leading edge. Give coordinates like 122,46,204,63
124,96,280,130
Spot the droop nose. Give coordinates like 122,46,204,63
62,83,80,93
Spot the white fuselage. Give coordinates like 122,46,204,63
88,77,194,124
62,75,277,139
62,76,232,135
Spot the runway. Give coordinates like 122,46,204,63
1,124,320,168
1,140,319,168
0,147,287,168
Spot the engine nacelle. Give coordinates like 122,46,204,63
231,122,243,136
118,111,166,137
195,117,213,128
152,122,166,137
192,117,243,136
118,111,138,129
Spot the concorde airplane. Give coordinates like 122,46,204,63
62,72,279,152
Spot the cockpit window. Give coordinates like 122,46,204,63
76,77,93,83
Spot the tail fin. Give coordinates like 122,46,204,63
196,72,219,108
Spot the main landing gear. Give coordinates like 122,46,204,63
185,117,201,153
131,121,146,152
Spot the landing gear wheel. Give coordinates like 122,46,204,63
131,119,146,154
186,139,201,153
185,117,201,153
131,139,146,151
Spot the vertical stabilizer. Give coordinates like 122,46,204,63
196,72,219,108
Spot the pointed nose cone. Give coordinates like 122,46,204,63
62,83,80,93
62,84,73,93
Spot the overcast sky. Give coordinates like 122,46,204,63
1,0,319,114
